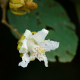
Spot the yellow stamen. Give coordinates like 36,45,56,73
20,33,25,40
20,53,24,57
17,33,25,50
17,45,22,50
39,48,44,54
31,32,37,34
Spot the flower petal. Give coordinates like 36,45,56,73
19,38,28,53
37,54,48,67
31,29,49,43
27,38,38,50
18,61,29,68
29,55,36,61
18,53,30,67
38,40,59,51
43,56,48,67
24,29,32,39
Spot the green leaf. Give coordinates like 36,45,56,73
7,0,78,62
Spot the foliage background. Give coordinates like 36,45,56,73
0,0,80,80
8,0,78,62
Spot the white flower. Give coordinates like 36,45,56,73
17,29,59,68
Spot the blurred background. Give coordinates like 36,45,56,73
0,0,80,80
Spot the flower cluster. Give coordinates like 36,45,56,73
9,0,37,15
17,29,59,67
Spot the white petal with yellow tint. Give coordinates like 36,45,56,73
24,29,32,39
19,38,28,53
18,53,30,67
37,53,48,67
27,38,38,50
38,40,59,51
31,29,49,43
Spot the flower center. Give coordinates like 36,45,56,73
34,46,45,54
39,48,44,54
